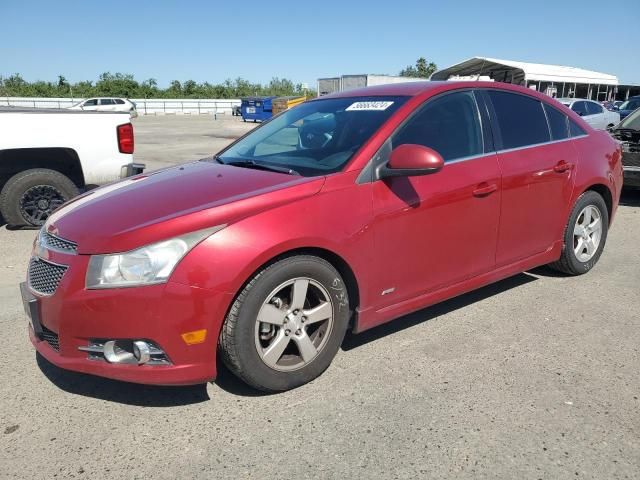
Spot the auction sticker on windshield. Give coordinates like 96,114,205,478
346,101,394,111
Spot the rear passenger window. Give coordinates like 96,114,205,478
392,91,483,162
586,102,603,115
487,90,550,149
569,119,587,137
544,104,569,140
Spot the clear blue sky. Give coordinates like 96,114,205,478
1,0,638,88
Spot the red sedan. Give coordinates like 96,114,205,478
22,81,623,391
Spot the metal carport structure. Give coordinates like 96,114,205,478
431,57,623,100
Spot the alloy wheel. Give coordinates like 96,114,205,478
254,278,334,372
573,205,602,262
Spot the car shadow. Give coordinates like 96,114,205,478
37,272,539,403
36,353,210,406
342,272,538,351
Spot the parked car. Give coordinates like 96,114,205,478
69,97,138,118
616,96,640,121
0,108,144,226
610,106,640,187
601,100,621,111
558,98,620,129
21,82,622,392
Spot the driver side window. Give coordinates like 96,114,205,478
392,91,483,162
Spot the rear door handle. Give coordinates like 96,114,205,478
472,182,498,197
553,161,574,173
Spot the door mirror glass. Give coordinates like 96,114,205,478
380,144,444,178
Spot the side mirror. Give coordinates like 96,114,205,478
378,144,444,179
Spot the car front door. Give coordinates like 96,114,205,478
98,98,116,111
370,90,501,308
82,99,98,111
483,89,578,266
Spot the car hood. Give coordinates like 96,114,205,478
45,160,324,254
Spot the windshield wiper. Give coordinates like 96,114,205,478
219,159,300,176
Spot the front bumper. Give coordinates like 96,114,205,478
23,250,232,385
120,162,146,179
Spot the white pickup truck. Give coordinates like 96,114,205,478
0,108,144,227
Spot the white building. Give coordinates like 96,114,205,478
431,57,639,101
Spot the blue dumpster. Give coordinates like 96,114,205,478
241,96,275,122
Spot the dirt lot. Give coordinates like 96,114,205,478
0,116,638,479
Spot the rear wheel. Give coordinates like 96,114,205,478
548,190,608,275
0,169,78,227
219,255,350,392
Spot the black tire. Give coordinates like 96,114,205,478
219,255,350,392
548,190,609,275
0,168,79,227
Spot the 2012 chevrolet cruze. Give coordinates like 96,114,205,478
22,82,623,392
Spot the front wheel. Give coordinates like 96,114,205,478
548,190,609,275
219,255,350,392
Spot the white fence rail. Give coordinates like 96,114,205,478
1,97,241,115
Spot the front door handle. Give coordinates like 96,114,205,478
472,182,498,197
553,161,574,173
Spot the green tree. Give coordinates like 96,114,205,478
400,57,438,79
0,72,317,99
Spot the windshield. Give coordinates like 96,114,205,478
619,100,640,111
619,107,640,130
218,96,408,176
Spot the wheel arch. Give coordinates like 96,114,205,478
222,246,361,335
0,147,85,190
582,183,613,224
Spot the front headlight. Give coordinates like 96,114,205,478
86,225,224,289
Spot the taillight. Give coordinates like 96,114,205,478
117,123,134,154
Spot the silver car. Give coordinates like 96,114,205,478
558,98,620,130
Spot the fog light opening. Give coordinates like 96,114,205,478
79,339,171,366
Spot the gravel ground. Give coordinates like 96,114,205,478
0,116,638,479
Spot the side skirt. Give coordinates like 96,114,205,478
353,241,562,334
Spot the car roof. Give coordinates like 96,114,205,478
556,98,597,103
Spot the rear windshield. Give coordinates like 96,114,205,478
219,96,408,176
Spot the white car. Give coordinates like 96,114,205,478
558,98,620,130
69,97,138,117
0,108,144,226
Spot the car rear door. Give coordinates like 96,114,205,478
585,101,606,129
483,90,578,266
370,90,501,306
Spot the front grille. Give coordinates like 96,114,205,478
28,258,68,295
41,325,60,352
41,231,77,253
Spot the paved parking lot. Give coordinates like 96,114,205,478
0,116,639,479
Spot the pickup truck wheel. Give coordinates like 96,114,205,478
219,255,350,392
0,169,78,227
548,191,609,275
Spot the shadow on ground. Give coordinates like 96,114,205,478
620,187,640,207
36,353,210,406
342,272,537,350
38,272,540,402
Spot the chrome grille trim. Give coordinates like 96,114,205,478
28,257,68,296
40,231,77,253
